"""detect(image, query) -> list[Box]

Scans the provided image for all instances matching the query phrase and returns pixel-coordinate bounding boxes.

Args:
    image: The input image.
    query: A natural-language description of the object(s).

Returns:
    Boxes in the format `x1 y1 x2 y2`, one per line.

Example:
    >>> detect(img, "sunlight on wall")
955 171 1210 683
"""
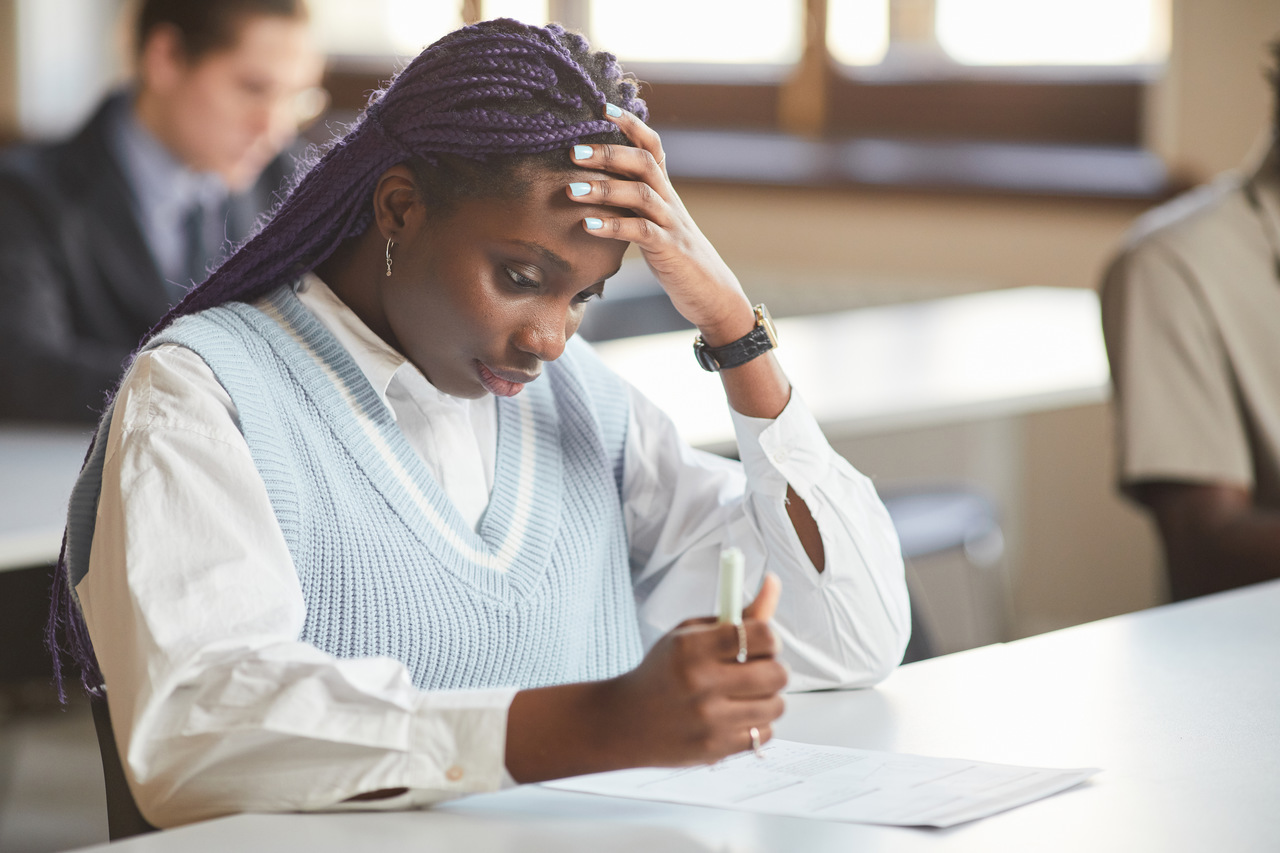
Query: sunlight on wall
936 0 1169 65
484 0 550 26
828 0 890 66
591 0 803 64
310 0 462 57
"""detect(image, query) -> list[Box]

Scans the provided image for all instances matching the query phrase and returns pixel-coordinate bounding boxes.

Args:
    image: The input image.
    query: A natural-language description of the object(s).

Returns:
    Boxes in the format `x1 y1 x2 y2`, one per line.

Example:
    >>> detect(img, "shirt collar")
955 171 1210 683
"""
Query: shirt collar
294 272 466 415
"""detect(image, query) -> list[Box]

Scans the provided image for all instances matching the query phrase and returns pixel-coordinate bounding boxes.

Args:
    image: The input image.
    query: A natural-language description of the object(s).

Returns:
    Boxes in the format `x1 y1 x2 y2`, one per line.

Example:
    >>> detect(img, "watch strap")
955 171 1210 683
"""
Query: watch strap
693 304 778 372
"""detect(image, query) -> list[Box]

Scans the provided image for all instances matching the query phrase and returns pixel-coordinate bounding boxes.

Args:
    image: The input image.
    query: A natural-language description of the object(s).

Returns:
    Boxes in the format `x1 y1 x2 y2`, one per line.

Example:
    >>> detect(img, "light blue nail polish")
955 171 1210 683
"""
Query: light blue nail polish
569 182 591 197
584 217 603 231
573 144 593 161
605 103 623 118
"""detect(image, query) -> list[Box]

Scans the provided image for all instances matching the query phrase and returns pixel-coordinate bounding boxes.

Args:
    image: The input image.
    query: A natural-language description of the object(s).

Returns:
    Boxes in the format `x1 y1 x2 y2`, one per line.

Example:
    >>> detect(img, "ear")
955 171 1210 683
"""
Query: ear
373 164 425 245
138 23 188 93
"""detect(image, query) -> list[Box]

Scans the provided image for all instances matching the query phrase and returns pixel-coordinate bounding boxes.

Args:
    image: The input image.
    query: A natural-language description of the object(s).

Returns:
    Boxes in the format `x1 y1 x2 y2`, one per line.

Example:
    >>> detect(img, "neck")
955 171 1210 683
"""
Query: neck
131 89 187 167
315 228 399 351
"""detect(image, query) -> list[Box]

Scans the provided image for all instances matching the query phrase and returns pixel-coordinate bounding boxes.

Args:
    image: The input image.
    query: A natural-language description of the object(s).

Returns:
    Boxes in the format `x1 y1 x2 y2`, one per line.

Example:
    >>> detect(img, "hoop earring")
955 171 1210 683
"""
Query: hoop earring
385 239 395 277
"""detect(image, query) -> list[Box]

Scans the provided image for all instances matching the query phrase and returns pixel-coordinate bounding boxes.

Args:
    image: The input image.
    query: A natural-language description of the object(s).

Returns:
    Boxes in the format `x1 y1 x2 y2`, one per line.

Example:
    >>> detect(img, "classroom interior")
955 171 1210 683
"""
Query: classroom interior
1 0 1276 850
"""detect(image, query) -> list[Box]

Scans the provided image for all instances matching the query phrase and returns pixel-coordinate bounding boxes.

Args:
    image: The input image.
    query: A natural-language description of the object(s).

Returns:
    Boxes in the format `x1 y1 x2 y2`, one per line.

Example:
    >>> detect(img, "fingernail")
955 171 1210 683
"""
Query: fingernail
573 144 593 161
569 182 591 197
584 217 603 231
604 103 622 118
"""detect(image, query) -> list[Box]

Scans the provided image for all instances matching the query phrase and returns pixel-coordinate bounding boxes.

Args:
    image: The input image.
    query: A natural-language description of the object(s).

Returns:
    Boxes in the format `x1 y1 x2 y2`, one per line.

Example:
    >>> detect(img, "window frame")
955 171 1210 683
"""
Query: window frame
316 0 1172 199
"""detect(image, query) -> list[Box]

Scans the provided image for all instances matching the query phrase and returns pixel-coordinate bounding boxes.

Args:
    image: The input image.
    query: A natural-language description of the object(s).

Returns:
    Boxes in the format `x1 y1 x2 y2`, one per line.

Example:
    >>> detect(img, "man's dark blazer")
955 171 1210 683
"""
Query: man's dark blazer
0 92 296 423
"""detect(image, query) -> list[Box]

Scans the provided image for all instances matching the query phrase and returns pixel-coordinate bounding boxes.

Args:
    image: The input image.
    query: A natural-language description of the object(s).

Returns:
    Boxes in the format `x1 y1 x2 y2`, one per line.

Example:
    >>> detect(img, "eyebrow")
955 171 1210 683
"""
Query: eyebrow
511 240 572 273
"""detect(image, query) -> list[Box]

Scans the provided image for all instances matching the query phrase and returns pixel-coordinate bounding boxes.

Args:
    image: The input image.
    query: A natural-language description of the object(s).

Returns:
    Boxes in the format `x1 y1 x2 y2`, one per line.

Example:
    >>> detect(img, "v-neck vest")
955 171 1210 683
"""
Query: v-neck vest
70 285 643 691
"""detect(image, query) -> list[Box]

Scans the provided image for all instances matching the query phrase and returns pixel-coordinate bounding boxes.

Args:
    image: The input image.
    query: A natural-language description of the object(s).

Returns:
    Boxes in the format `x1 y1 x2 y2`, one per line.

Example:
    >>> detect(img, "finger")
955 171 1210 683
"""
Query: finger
669 619 777 667
572 142 667 189
566 179 671 226
717 659 789 699
711 619 778 663
718 720 775 761
581 214 667 249
743 573 782 623
602 103 666 172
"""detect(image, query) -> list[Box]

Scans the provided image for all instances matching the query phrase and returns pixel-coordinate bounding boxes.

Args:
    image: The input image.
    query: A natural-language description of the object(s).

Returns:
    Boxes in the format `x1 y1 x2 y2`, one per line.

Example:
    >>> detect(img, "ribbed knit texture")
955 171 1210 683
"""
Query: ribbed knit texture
66 285 643 691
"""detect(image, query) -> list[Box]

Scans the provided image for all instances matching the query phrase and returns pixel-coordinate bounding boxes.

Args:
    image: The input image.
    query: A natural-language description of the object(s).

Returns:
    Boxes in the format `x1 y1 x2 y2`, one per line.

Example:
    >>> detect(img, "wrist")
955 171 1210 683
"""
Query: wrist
695 300 756 348
506 679 621 783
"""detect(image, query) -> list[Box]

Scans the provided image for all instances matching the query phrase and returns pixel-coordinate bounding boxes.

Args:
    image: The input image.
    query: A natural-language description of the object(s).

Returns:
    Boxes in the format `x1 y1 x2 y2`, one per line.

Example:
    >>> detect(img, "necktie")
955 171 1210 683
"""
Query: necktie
183 201 211 290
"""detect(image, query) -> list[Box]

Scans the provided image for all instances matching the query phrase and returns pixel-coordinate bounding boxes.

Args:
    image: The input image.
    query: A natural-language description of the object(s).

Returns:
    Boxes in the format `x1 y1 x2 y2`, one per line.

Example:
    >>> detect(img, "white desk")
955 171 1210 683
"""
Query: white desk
595 285 1109 452
67 580 1280 852
0 426 91 572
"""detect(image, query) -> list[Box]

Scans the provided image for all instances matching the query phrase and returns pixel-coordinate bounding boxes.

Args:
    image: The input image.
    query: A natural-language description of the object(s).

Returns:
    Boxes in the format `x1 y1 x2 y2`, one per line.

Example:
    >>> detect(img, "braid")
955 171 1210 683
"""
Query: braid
158 18 645 325
48 17 647 699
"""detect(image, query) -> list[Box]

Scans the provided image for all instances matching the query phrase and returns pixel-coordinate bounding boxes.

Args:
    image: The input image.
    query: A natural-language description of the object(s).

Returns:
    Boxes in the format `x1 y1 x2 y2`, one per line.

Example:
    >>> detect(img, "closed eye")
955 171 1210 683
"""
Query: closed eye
504 266 539 289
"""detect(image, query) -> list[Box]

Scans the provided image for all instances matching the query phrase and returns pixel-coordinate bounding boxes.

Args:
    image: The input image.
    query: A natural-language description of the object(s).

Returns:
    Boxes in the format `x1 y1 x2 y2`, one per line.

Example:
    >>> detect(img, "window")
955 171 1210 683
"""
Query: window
935 0 1168 68
310 0 1173 196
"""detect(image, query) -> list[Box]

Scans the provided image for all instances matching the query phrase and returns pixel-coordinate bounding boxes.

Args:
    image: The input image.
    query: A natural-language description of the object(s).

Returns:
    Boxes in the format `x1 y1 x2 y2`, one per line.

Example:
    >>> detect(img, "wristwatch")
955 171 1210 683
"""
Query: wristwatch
693 304 779 372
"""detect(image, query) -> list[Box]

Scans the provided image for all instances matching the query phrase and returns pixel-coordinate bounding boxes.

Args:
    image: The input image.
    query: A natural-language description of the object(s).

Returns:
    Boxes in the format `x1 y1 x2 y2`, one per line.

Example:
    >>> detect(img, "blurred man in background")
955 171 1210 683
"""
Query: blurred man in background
1101 45 1280 601
0 0 324 422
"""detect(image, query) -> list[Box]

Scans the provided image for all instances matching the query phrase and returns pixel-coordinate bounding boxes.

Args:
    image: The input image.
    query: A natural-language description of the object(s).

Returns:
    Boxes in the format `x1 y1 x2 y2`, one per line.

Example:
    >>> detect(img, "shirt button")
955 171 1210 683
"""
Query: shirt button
772 450 788 465
446 765 464 782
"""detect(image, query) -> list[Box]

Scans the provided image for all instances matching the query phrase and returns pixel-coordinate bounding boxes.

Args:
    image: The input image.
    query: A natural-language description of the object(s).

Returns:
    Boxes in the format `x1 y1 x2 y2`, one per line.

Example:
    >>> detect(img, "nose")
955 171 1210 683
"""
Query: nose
515 305 574 363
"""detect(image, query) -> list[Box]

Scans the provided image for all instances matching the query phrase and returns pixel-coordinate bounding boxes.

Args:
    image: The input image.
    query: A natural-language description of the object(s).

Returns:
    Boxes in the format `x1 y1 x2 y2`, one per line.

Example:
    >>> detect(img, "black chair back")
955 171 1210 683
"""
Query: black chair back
88 693 157 840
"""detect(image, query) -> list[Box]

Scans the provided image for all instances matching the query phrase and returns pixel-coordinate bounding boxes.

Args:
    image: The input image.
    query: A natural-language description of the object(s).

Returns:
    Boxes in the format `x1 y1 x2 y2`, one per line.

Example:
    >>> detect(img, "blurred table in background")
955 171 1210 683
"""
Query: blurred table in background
593 286 1109 454
1 425 91 684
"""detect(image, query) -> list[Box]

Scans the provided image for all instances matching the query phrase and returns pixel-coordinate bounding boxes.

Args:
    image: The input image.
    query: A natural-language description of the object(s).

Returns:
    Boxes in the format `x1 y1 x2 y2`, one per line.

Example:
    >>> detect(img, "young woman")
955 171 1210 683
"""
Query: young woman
52 18 909 828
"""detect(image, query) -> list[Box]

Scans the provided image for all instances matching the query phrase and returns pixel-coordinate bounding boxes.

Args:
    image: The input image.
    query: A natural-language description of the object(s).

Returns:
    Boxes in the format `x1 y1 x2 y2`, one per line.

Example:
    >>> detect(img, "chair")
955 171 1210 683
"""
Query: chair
880 484 1004 663
88 693 157 840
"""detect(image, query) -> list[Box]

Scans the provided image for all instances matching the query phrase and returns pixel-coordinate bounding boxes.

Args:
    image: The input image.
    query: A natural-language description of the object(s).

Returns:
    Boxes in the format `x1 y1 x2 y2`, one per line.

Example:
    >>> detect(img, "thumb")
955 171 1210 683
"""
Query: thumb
743 572 781 623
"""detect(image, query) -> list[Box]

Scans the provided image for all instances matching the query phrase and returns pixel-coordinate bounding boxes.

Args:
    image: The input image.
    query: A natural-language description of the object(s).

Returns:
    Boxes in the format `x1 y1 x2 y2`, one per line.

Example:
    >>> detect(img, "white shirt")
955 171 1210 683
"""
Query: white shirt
77 275 909 828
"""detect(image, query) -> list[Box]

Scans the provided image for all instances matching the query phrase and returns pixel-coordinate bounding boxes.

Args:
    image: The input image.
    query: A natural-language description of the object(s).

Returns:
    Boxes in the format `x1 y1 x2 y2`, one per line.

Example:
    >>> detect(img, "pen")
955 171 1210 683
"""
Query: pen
716 546 744 631
716 546 765 759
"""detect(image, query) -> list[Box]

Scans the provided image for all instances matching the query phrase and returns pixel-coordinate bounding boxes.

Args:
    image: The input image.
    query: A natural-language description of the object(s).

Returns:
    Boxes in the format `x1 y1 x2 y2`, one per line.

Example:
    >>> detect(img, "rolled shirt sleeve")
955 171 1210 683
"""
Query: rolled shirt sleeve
77 347 515 828
625 384 910 691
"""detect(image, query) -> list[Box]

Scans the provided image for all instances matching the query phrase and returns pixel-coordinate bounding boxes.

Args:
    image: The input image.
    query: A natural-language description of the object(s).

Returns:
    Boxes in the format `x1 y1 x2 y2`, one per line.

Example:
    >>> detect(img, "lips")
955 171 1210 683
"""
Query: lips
477 362 538 397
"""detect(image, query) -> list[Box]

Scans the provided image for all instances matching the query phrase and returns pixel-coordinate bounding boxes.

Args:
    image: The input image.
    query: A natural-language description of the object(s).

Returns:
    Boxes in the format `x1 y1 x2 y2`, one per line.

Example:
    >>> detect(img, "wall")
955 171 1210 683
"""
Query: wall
1148 0 1280 181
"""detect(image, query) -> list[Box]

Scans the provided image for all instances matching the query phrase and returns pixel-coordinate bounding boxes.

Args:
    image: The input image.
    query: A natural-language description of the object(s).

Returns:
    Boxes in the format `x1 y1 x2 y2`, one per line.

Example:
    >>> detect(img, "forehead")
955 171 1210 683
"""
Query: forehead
193 14 322 84
439 168 628 274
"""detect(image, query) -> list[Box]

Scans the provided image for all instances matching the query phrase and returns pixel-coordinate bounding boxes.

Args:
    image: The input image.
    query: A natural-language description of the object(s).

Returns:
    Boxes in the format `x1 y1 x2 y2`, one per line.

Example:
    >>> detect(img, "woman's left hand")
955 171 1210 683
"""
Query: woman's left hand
567 105 756 346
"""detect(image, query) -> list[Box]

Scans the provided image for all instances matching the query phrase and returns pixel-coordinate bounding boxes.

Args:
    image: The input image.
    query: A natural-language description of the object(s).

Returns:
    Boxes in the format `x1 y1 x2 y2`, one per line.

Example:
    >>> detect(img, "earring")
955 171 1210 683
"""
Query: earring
385 239 395 277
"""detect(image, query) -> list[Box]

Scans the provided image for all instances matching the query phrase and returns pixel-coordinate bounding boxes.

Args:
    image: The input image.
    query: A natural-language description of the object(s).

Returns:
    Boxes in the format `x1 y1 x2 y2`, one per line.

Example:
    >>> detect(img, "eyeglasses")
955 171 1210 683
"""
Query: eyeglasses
293 86 331 128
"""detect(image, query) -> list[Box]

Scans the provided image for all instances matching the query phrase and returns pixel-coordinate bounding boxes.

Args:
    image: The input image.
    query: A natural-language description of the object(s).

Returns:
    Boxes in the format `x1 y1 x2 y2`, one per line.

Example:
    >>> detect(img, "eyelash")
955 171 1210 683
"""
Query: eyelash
504 266 603 304
504 266 538 289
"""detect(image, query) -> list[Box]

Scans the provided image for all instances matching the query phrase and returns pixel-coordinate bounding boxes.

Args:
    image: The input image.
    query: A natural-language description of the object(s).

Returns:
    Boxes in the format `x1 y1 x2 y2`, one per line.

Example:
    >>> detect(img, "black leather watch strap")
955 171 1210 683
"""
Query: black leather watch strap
693 304 778 372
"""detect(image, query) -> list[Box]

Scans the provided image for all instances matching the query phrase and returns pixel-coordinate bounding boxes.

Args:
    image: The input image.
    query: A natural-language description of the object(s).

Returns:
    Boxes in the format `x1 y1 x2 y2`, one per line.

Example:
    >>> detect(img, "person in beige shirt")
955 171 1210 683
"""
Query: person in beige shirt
1100 135 1280 601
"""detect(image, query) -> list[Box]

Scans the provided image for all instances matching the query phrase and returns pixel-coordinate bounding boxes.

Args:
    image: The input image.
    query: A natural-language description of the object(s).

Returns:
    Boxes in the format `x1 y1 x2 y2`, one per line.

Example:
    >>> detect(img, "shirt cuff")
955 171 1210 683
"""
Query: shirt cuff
730 391 835 500
404 686 518 799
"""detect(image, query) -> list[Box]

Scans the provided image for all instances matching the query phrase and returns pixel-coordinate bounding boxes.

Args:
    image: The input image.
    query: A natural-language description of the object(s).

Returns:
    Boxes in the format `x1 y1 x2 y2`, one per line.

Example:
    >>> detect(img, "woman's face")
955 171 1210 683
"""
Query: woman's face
377 170 629 399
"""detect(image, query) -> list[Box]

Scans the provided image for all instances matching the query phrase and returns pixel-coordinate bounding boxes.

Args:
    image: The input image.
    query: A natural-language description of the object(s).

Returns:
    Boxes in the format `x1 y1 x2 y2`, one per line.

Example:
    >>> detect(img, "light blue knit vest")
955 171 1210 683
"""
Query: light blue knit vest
67 285 644 690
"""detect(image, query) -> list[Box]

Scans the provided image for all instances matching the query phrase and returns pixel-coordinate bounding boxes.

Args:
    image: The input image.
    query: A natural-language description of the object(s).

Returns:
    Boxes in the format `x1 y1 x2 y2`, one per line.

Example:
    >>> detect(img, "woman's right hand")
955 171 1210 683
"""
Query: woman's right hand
506 575 785 782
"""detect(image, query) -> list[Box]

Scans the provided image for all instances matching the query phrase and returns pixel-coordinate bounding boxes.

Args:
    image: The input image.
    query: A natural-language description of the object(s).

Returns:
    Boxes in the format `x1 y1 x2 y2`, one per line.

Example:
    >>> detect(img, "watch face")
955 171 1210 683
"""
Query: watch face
755 304 779 347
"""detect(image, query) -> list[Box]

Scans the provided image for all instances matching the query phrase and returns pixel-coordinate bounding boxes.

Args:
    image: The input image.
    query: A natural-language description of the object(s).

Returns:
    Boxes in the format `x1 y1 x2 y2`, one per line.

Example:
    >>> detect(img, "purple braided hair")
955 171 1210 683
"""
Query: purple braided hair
47 17 647 699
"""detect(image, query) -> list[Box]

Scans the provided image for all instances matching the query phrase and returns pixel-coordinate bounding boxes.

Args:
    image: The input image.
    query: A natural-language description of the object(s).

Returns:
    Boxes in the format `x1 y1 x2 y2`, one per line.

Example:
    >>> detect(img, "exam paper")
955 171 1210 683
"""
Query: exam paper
543 739 1098 828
